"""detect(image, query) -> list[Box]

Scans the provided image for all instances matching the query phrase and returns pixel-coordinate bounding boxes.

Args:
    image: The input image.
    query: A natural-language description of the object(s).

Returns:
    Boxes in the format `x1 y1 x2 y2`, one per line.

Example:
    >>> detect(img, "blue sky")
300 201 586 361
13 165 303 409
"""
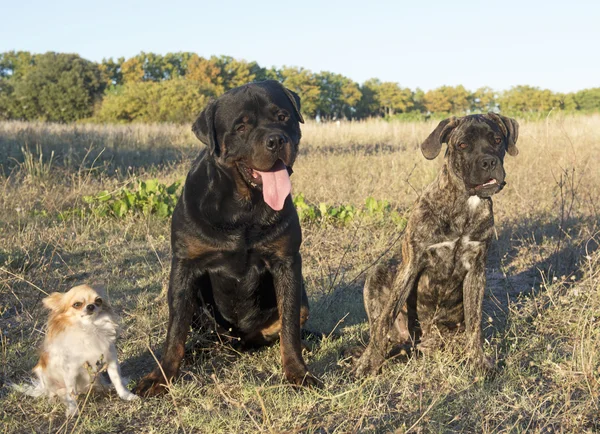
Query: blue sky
1 0 598 92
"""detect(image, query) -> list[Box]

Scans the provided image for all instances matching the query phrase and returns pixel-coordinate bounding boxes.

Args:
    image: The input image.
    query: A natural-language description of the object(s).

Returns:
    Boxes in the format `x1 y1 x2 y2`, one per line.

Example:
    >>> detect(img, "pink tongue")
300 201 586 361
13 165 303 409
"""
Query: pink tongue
255 160 291 211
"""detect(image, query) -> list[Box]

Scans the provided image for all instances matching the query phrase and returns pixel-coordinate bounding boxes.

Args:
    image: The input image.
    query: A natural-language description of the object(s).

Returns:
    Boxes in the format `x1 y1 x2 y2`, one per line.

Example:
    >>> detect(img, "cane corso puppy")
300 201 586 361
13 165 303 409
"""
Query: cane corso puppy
136 80 319 396
353 113 519 376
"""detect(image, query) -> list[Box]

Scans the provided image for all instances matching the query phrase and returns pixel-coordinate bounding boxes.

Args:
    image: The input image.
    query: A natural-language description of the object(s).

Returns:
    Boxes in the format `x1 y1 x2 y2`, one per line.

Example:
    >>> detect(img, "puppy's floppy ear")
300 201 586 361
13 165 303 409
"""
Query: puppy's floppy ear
280 83 304 124
192 99 219 156
487 112 519 156
421 117 459 160
43 292 64 312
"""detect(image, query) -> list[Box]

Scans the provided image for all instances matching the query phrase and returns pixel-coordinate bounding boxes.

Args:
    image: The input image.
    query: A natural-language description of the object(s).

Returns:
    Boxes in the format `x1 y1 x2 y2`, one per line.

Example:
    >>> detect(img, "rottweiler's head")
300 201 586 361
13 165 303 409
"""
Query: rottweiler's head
192 80 304 211
420 113 519 198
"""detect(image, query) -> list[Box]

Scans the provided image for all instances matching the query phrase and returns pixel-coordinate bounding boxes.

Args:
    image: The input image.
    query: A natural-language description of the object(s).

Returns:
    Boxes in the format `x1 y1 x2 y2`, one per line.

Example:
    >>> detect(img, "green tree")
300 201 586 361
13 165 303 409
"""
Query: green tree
423 85 471 114
186 55 224 95
99 57 124 87
471 87 496 112
0 51 35 79
573 88 600 111
7 52 104 122
498 85 562 114
378 82 413 116
274 66 321 118
97 79 213 123
315 71 361 120
355 78 381 118
215 56 268 90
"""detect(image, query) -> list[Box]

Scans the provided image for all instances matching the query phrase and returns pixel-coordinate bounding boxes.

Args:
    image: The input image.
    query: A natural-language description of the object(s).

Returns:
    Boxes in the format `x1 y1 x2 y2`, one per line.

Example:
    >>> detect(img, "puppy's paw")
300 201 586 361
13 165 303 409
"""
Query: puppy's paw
342 345 365 361
352 347 385 377
476 354 497 375
135 371 169 398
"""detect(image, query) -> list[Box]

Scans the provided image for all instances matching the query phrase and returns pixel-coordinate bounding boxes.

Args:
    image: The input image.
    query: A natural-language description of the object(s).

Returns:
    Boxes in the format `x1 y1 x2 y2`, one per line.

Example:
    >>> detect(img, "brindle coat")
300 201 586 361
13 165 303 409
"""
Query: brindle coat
354 113 519 376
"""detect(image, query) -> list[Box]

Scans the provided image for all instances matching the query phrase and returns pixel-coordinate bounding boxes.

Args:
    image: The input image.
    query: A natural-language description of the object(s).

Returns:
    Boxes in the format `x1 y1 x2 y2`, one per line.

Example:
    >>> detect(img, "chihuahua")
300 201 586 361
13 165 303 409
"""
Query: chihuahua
15 284 138 415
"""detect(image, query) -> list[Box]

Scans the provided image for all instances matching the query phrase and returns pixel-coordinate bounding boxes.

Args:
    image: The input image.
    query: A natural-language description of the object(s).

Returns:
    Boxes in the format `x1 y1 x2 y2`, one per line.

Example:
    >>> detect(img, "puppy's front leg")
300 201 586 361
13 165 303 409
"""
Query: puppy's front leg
354 256 419 377
273 253 321 387
463 246 494 372
106 347 138 401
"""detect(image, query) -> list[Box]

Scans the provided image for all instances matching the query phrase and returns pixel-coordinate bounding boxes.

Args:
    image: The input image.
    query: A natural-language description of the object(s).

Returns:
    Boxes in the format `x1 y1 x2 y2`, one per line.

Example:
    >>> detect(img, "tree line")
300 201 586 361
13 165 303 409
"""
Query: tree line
1 51 599 123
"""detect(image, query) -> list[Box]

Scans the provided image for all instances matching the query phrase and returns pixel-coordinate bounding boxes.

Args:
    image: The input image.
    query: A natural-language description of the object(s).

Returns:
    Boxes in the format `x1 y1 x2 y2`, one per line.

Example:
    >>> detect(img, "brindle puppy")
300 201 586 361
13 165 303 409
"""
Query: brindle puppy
354 113 519 376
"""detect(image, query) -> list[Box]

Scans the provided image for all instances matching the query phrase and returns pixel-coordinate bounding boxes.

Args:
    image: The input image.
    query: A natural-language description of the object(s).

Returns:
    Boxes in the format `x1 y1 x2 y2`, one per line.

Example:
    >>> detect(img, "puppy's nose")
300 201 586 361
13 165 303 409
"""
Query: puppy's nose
480 156 499 172
266 133 287 152
86 304 96 312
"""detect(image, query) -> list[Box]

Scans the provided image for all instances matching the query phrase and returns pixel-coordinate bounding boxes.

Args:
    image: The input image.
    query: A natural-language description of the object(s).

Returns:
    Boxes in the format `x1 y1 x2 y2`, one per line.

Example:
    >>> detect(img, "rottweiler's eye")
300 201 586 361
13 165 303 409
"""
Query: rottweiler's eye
95 298 103 306
494 137 502 145
277 112 289 122
236 124 246 133
73 302 83 309
457 142 468 150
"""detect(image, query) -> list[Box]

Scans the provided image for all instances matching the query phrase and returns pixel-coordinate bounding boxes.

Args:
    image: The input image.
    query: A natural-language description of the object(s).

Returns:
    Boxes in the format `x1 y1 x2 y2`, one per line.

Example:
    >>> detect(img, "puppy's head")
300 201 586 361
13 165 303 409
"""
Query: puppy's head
43 284 111 325
420 113 519 198
192 80 304 211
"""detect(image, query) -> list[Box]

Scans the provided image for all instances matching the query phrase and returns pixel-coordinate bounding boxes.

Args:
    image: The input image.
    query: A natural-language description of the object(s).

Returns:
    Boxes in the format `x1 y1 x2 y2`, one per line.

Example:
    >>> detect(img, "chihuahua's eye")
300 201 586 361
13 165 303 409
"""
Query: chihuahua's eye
236 124 246 133
95 298 103 306
494 137 502 145
457 142 468 150
72 302 83 309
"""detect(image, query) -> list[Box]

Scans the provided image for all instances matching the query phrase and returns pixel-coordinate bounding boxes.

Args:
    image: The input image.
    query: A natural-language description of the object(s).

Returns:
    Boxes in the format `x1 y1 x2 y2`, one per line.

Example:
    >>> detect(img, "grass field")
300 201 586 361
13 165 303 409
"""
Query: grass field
1 114 599 433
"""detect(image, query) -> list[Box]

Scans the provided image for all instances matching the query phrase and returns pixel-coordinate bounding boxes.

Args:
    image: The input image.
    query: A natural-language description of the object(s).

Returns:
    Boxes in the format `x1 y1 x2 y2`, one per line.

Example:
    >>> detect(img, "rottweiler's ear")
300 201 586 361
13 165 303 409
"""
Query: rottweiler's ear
487 112 519 156
421 117 459 160
192 100 219 156
281 85 304 124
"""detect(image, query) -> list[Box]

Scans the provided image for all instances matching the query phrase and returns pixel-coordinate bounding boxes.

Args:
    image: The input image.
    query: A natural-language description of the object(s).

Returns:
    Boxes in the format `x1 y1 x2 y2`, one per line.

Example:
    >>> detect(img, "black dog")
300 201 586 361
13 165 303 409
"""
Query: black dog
136 80 319 396
353 113 519 376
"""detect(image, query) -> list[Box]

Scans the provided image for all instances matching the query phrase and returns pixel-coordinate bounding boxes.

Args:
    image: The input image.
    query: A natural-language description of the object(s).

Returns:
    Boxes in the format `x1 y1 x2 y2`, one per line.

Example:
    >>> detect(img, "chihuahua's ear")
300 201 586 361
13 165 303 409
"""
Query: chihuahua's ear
43 292 64 312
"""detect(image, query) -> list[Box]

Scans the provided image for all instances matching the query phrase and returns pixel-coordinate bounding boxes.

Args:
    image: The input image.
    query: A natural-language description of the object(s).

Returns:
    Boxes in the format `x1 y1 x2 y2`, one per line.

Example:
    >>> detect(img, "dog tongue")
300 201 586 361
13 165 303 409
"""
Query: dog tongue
255 160 291 211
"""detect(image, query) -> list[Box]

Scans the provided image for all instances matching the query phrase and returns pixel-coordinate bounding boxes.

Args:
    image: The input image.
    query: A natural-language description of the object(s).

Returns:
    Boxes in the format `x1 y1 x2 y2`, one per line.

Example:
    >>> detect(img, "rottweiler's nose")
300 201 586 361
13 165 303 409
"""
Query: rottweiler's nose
266 133 287 152
480 156 499 172
86 304 96 312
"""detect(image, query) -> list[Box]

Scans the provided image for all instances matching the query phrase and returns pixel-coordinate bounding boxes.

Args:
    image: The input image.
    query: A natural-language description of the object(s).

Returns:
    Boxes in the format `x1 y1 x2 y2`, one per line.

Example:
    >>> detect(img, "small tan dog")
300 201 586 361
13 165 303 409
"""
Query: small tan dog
15 284 138 415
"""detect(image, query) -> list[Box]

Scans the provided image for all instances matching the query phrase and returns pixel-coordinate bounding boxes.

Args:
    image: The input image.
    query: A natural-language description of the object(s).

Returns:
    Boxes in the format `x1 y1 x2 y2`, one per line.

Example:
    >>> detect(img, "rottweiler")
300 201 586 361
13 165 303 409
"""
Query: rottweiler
136 80 320 396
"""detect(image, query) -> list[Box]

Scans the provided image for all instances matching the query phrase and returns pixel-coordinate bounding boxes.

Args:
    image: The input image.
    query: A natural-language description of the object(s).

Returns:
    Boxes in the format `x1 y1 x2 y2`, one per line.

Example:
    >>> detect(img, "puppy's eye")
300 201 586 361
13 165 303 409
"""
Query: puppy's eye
73 302 83 309
277 111 289 122
278 114 286 122
95 298 103 306
494 137 502 145
236 124 246 133
457 142 468 150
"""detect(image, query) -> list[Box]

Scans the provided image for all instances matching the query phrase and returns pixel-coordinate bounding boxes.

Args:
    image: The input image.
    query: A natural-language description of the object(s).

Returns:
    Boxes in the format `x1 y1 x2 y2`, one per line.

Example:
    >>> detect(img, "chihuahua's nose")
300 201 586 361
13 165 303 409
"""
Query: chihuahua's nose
86 304 96 312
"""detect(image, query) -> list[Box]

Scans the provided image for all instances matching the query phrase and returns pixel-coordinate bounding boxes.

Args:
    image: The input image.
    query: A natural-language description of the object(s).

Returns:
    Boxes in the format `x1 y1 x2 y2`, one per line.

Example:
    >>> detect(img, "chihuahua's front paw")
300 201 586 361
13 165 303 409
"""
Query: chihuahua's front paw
120 391 140 401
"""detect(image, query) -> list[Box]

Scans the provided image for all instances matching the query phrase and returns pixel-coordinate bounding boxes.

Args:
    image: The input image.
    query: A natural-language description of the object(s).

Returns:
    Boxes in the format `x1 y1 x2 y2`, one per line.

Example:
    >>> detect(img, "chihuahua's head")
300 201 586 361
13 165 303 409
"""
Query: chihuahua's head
43 284 112 330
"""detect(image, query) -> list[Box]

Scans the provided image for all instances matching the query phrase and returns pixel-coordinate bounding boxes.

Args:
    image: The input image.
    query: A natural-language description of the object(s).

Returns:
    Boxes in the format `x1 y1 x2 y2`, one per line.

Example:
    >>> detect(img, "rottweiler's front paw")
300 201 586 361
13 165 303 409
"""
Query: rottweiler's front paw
135 371 169 397
352 346 385 377
284 363 323 388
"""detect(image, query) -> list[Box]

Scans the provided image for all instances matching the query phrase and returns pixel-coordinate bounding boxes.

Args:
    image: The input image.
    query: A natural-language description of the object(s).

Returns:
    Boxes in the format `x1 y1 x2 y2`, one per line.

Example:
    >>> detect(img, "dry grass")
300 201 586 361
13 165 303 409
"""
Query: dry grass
1 114 599 433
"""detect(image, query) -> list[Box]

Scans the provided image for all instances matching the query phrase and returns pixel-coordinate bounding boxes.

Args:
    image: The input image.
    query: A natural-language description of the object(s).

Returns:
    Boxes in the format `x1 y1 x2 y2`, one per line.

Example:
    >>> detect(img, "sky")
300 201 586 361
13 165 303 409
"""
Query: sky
1 0 598 93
